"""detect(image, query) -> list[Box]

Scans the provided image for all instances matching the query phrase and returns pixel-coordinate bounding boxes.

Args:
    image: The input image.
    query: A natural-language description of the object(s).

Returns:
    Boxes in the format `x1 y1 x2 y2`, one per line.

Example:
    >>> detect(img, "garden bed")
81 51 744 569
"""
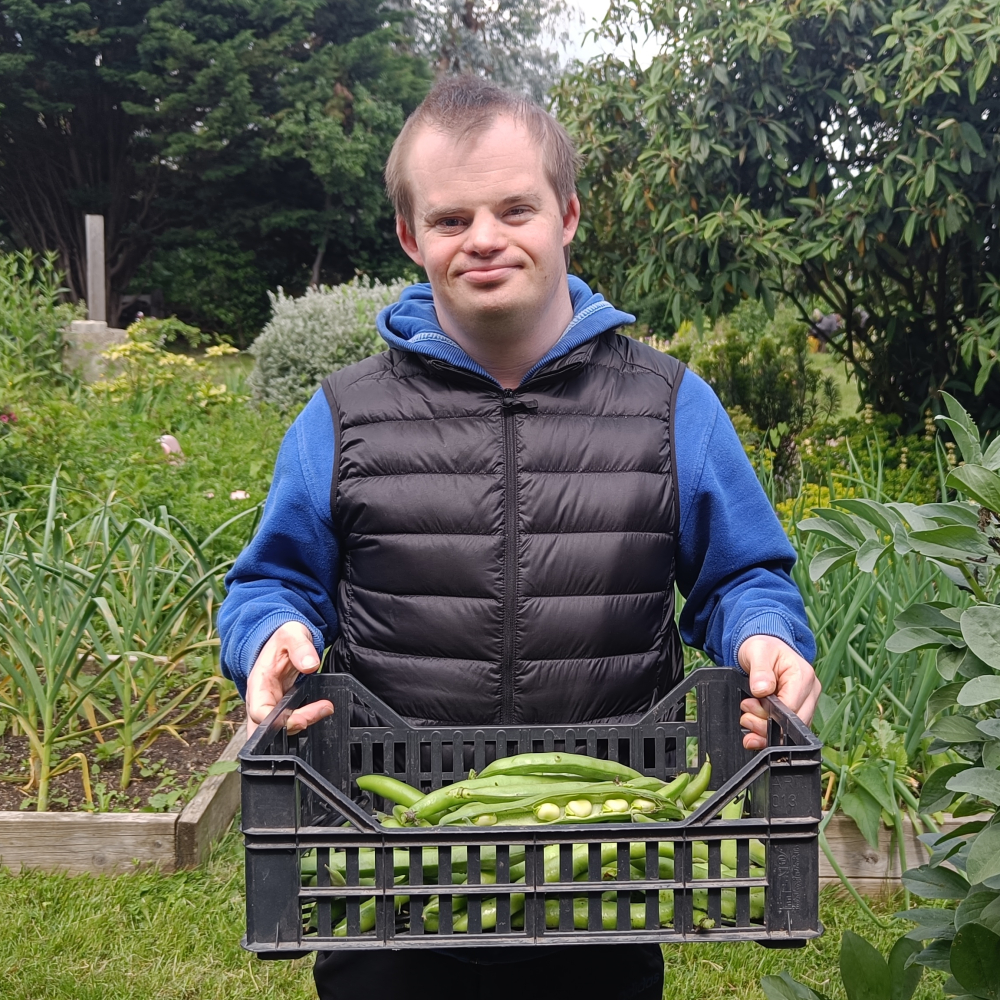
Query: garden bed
0 721 247 874
0 704 245 813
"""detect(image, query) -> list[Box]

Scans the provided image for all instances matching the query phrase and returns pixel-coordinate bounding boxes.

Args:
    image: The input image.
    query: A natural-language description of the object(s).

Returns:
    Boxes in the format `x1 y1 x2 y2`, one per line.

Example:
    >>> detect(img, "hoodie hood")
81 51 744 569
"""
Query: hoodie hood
376 276 636 386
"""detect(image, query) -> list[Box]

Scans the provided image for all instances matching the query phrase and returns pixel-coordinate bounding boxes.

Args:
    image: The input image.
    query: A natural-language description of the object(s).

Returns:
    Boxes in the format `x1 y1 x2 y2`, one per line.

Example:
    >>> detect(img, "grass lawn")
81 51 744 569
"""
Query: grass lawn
1 823 943 1000
811 347 863 420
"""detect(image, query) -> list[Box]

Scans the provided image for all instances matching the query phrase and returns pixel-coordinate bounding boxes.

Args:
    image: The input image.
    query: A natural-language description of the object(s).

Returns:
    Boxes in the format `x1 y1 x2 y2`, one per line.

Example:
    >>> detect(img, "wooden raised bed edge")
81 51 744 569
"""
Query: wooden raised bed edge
0 745 968 893
820 810 984 895
0 723 247 875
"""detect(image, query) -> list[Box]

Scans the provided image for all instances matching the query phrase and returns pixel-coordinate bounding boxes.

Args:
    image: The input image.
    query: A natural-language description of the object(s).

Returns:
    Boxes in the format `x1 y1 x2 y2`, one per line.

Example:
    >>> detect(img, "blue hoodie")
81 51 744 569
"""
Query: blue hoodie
219 278 815 698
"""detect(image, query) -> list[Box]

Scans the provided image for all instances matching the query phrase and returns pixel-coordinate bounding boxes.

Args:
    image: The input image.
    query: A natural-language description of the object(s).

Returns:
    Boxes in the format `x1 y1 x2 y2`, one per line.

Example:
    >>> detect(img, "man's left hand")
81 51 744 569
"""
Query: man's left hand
737 635 821 751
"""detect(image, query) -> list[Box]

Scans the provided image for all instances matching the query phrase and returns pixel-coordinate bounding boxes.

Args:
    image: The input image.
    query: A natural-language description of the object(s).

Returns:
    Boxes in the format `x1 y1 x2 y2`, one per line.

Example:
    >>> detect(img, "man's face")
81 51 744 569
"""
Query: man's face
396 116 580 337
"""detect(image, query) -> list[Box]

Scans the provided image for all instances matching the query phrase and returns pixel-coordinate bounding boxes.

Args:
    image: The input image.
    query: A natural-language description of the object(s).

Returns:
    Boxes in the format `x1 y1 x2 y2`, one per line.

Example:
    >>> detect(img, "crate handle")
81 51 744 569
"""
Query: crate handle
760 693 818 747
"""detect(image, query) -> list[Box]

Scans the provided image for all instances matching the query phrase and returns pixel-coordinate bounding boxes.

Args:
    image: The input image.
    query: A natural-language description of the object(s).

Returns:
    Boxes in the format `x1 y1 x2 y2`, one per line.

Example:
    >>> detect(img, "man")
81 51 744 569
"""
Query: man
220 77 820 999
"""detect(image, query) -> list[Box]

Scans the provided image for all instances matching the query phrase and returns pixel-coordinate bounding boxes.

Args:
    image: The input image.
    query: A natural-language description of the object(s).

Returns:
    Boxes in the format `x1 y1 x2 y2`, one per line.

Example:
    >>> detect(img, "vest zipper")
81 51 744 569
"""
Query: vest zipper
500 389 521 725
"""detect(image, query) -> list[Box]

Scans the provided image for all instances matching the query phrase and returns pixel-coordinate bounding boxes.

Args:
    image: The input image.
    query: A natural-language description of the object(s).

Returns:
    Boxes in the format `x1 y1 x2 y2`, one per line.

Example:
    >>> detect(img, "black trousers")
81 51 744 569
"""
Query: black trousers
314 944 664 1000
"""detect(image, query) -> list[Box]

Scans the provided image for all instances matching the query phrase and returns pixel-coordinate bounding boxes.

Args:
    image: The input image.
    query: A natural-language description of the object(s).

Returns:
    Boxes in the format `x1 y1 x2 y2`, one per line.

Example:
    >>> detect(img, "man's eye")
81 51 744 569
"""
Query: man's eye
437 218 466 229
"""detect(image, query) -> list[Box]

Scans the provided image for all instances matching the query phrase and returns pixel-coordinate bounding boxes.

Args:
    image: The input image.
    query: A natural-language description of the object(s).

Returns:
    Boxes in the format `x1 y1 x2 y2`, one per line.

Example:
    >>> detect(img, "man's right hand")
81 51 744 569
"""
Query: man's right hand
246 621 334 737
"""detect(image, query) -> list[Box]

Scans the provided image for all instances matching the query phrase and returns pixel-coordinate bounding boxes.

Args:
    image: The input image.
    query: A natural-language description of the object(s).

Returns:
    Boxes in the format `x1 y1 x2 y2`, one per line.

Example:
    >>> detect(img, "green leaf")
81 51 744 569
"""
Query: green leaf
938 646 968 681
984 742 1000 770
856 538 888 573
962 606 1000 670
947 465 1000 512
950 923 1000 1000
855 762 897 813
979 719 1000 739
938 418 984 468
947 767 1000 806
840 929 891 1000
910 936 954 970
888 934 923 1000
842 786 884 850
895 603 964 632
927 681 968 718
930 716 988 744
920 763 970 813
206 759 239 775
902 864 970 899
895 906 957 933
761 971 825 1000
961 121 986 156
982 436 1000 472
956 889 1000 927
968 827 1000 887
981 896 1000 935
941 392 984 465
834 499 900 535
808 545 856 582
958 675 1000 707
887 628 960 653
909 525 993 562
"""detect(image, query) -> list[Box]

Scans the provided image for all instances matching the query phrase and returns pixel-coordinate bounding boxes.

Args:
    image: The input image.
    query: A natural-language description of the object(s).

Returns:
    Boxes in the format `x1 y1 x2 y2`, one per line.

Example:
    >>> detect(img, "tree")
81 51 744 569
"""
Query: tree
408 0 568 100
554 0 1000 426
0 0 427 327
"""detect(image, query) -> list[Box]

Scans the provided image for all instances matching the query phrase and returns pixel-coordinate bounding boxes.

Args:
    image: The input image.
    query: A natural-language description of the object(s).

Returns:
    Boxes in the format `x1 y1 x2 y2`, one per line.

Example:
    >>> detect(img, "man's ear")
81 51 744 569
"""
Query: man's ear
562 193 581 249
396 215 424 267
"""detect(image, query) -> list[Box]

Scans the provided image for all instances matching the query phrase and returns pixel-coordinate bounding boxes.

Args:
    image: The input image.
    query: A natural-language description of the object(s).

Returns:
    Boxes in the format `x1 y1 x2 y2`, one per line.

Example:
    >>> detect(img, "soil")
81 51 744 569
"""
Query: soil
0 702 246 813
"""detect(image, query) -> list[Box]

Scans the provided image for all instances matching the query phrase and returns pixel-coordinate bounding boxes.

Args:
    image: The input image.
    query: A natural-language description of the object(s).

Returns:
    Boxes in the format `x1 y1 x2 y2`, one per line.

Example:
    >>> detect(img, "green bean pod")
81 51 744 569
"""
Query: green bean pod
408 776 582 822
679 759 712 808
332 895 409 937
478 752 643 783
355 774 423 808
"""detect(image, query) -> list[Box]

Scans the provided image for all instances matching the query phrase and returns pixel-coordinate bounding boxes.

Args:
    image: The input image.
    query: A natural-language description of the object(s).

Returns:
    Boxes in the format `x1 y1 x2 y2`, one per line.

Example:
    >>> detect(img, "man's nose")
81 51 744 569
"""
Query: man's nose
464 209 506 256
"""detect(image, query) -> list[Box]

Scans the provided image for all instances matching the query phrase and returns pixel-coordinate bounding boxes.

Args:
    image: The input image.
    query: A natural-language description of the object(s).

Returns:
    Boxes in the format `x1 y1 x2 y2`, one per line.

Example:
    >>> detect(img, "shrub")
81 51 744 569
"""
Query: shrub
248 277 409 410
0 250 80 380
658 300 840 435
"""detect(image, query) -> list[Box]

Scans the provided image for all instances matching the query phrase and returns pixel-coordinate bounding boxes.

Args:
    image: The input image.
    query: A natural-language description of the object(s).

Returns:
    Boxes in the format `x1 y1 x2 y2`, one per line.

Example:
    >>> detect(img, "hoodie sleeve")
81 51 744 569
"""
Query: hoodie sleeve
673 370 816 667
218 389 339 698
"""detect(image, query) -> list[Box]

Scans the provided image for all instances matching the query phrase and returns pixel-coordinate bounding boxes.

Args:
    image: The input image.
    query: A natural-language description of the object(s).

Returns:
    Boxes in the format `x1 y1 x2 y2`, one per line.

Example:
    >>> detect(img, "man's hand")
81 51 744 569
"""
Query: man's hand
737 635 821 751
246 621 334 737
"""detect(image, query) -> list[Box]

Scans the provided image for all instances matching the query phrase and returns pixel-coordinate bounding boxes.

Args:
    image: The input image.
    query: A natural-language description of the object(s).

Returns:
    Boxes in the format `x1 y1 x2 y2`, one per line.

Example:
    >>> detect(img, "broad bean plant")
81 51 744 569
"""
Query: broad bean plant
798 392 1000 993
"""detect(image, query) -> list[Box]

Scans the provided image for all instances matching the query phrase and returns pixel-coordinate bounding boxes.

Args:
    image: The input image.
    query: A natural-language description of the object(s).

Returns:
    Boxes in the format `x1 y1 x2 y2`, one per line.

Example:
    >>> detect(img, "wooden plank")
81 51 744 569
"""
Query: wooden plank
0 812 177 875
175 723 248 869
820 811 981 893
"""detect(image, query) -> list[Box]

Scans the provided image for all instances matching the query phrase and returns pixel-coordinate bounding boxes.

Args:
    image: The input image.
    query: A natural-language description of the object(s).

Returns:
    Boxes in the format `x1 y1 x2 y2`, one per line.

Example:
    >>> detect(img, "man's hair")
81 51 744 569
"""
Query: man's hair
385 76 581 227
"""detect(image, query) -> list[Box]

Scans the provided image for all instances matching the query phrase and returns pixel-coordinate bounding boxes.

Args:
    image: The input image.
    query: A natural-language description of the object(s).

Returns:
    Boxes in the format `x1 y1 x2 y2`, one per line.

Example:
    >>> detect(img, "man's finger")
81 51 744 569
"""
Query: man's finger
286 699 335 735
740 696 768 721
796 683 822 727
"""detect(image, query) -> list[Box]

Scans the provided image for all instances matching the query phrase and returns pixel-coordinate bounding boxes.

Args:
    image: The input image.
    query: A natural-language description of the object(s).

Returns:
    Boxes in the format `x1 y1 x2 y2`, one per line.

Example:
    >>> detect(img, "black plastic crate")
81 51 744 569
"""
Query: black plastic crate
239 666 822 957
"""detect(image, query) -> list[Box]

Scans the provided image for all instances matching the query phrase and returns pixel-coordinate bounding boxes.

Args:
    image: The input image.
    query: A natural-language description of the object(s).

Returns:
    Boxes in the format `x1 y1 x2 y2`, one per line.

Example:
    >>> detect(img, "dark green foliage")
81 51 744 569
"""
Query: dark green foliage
762 930 923 1000
127 231 272 346
665 300 839 435
0 0 430 332
555 0 1000 425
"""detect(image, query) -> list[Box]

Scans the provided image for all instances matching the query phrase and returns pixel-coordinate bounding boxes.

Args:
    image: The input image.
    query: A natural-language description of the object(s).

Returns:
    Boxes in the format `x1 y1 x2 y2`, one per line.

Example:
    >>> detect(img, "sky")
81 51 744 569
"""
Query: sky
559 0 663 67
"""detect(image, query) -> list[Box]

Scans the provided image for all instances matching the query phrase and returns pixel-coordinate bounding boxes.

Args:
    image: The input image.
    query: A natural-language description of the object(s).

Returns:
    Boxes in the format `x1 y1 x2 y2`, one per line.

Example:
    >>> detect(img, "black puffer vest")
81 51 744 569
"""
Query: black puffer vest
320 331 685 726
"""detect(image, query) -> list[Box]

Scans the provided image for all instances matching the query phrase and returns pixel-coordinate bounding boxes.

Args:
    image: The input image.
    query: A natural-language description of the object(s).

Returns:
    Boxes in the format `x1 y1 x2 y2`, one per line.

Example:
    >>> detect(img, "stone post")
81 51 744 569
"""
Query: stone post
65 214 126 380
85 214 106 324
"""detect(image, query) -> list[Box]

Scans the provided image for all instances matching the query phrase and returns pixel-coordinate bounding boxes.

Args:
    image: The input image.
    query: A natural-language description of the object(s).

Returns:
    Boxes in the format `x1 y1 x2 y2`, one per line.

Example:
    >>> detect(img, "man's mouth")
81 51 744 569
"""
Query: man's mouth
458 264 519 285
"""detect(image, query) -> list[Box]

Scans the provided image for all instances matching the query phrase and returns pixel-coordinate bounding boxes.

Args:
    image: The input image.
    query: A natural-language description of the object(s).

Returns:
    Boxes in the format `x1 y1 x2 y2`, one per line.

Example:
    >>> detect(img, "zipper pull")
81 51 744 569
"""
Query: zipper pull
501 393 538 412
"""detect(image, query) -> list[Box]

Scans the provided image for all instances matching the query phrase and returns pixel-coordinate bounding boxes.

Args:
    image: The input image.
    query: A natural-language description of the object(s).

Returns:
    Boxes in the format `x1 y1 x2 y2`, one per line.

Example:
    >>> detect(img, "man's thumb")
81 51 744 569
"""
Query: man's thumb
286 627 320 672
748 661 777 698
